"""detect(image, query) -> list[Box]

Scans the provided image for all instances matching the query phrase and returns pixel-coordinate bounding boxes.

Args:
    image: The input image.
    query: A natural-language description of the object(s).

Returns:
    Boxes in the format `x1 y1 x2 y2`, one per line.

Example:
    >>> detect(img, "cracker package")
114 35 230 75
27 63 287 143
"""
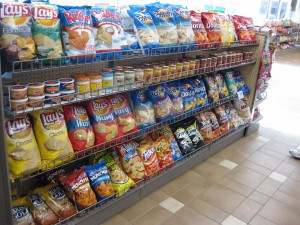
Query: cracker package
147 84 175 122
137 136 160 176
223 70 238 96
109 93 138 135
31 3 63 59
201 12 221 43
172 5 195 46
218 13 236 46
171 124 195 155
0 2 36 72
213 105 229 135
85 161 115 201
63 104 95 153
63 168 97 210
233 15 251 43
190 78 209 108
5 115 41 178
130 89 156 129
233 98 251 123
117 141 147 182
127 5 160 53
204 111 221 140
12 197 35 225
146 3 179 47
203 75 219 103
180 80 197 112
155 136 174 170
86 98 122 144
59 6 94 61
31 108 74 168
102 153 135 197
184 120 205 149
166 81 184 115
215 73 229 99
195 113 214 144
190 10 209 45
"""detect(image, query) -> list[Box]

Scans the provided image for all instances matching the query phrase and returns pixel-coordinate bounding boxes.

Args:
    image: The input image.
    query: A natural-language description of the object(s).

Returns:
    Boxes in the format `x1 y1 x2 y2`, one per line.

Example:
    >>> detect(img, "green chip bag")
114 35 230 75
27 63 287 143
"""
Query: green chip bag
223 70 238 96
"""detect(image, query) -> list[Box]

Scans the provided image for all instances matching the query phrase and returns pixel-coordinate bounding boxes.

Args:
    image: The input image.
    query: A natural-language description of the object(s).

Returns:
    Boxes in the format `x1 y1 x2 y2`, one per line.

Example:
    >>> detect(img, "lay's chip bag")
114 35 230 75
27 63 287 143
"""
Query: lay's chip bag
218 13 236 46
31 3 64 61
0 2 36 72
31 108 74 169
5 115 41 178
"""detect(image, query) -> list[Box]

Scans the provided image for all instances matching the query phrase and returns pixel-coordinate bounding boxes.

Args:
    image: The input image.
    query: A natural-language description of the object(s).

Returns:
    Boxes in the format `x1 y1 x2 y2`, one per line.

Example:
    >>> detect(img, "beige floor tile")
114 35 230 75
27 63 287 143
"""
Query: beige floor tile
250 215 278 225
202 165 231 182
161 215 187 225
259 147 287 160
221 215 247 225
160 177 189 196
238 146 258 155
225 166 266 189
192 175 215 190
131 206 172 225
263 140 294 156
232 198 262 223
259 198 300 225
247 151 282 170
181 170 202 182
290 171 300 182
199 184 245 213
226 151 250 164
240 160 272 176
244 139 266 149
218 177 253 196
176 206 219 225
274 161 296 176
188 198 228 223
284 156 300 166
248 191 270 205
100 215 130 225
172 186 199 205
208 152 229 164
256 136 271 142
192 160 218 175
274 136 300 148
273 191 300 211
269 171 287 183
219 159 238 170
279 177 300 201
256 177 282 196
147 190 169 204
159 197 184 213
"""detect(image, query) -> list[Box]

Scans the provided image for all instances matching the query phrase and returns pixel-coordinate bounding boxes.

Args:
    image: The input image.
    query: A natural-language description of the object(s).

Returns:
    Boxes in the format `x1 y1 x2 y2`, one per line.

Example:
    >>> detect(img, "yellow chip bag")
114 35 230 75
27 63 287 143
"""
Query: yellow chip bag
218 13 236 46
12 197 35 225
5 115 41 178
30 108 74 169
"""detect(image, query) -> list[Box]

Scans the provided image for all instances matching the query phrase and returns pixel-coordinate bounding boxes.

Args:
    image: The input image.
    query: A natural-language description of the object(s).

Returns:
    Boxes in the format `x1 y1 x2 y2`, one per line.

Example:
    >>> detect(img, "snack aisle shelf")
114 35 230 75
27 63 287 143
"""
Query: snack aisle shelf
0 33 267 225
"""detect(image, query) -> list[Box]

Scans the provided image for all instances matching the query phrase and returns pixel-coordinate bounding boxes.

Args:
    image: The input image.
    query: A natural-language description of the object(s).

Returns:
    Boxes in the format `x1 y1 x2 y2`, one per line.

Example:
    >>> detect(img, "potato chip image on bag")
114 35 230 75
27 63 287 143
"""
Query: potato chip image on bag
0 2 36 72
63 104 95 153
203 75 219 103
166 81 184 115
214 73 229 99
31 3 63 60
31 108 74 169
5 115 41 178
223 70 238 96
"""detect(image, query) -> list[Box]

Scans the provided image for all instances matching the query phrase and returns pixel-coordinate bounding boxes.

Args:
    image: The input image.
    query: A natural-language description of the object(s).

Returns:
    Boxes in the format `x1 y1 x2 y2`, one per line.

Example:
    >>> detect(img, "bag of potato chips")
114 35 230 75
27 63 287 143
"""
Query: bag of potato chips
218 13 236 46
31 3 64 60
12 197 35 225
5 115 41 178
214 73 229 99
0 2 36 72
31 108 74 169
233 15 251 43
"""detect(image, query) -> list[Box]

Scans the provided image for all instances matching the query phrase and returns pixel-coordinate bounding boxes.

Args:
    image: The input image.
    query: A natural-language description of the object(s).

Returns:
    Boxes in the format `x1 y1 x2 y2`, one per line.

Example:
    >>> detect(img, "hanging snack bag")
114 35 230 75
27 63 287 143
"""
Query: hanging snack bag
184 120 205 149
233 15 251 43
218 13 236 46
102 153 135 196
215 73 229 99
86 98 122 144
31 3 64 59
127 5 160 53
204 111 221 140
0 2 36 72
190 78 209 108
5 115 41 178
156 125 183 161
109 93 138 135
155 136 174 170
63 168 97 210
203 75 219 103
137 136 160 176
223 70 238 96
213 105 229 135
190 10 209 45
146 3 179 47
147 84 175 122
170 124 195 155
224 102 244 129
85 161 115 201
233 98 251 123
59 6 94 60
172 5 195 46
27 193 59 225
180 80 197 112
130 89 156 129
117 141 147 182
34 184 76 220
31 108 74 169
201 12 221 43
90 6 123 60
12 197 35 225
63 104 95 153
195 113 214 144
166 81 184 114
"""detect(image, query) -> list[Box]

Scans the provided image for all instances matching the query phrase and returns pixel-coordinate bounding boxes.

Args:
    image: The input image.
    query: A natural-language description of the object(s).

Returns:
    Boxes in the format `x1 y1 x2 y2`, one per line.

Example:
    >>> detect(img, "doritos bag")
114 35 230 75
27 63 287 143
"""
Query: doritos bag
180 79 197 112
5 115 41 178
166 81 184 115
190 10 209 45
0 2 36 72
86 98 122 144
243 16 256 41
201 12 221 44
233 15 251 43
31 3 64 60
109 93 138 135
59 6 94 61
189 78 209 108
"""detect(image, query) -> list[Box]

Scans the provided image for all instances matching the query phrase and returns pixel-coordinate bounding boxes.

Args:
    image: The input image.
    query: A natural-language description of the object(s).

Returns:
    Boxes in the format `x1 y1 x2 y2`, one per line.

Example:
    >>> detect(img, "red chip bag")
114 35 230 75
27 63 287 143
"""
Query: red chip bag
233 15 251 43
243 16 256 41
190 10 209 45
201 12 221 43
86 98 122 145
63 104 95 153
204 111 220 140
109 93 138 135
155 136 174 171
213 105 229 135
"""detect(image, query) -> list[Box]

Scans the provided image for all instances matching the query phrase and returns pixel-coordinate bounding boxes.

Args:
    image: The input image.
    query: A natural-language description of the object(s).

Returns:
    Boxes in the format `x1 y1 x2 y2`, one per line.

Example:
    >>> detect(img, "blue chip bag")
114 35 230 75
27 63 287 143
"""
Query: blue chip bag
180 80 197 112
233 71 250 94
128 5 160 54
85 161 115 201
190 78 209 108
166 81 184 114
147 84 175 122
130 89 156 129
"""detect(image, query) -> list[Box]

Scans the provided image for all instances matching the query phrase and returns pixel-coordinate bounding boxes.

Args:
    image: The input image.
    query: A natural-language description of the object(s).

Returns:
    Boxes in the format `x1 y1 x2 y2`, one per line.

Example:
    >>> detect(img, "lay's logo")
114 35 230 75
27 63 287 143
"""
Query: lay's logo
0 3 30 18
63 10 92 25
31 6 59 20
110 95 125 105
5 117 31 137
40 110 64 127
92 100 109 111
154 8 173 21
73 106 87 116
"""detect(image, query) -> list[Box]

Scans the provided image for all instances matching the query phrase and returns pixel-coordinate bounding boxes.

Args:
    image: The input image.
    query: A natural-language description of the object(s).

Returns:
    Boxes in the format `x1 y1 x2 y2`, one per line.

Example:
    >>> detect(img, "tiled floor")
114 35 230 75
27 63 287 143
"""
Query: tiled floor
101 49 300 225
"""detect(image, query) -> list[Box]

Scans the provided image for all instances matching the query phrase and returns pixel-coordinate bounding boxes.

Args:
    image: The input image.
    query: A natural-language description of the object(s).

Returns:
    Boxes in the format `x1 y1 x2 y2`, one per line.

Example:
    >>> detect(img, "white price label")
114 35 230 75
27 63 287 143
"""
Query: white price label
237 91 244 100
